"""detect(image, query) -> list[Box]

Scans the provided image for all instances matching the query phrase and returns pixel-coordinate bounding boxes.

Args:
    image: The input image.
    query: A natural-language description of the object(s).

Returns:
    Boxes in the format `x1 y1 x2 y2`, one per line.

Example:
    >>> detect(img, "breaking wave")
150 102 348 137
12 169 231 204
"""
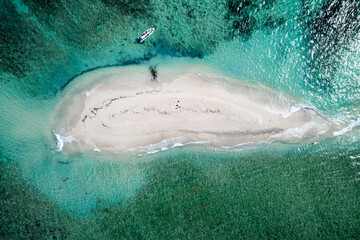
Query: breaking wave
53 132 77 152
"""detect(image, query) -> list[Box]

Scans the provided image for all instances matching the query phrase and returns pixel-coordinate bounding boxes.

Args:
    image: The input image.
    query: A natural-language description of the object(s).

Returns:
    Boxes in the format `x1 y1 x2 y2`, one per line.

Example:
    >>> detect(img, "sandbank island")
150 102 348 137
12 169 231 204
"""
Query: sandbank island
52 62 334 154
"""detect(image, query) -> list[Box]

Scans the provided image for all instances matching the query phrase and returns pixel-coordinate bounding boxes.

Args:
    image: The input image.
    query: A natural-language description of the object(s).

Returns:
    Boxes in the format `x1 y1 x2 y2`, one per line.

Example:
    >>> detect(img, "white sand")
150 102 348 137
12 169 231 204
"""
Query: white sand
52 63 335 153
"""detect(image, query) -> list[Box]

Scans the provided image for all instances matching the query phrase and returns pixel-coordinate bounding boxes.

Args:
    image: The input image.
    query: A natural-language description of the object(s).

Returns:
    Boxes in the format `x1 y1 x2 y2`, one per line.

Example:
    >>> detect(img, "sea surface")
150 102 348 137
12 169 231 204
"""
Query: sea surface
1 0 360 239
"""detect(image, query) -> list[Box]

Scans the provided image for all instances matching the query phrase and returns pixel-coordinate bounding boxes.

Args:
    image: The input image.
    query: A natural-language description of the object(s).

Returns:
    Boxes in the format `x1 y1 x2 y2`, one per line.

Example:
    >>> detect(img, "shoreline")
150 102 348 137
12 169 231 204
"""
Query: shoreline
51 62 335 154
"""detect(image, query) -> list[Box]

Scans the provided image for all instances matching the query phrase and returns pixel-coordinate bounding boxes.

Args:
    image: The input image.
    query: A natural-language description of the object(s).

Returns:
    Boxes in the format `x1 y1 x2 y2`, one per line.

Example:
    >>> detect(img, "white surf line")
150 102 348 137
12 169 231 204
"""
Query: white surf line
264 104 317 118
333 118 360 137
52 131 77 153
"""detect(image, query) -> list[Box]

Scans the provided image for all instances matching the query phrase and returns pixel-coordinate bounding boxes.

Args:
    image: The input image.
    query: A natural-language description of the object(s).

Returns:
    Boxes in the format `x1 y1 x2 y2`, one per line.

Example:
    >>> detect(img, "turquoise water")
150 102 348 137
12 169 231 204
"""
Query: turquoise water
1 0 360 239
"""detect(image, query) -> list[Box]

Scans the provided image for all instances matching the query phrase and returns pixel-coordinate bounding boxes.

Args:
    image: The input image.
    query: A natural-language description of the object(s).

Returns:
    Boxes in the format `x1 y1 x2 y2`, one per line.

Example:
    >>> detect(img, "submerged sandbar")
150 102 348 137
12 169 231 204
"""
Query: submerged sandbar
52 62 333 153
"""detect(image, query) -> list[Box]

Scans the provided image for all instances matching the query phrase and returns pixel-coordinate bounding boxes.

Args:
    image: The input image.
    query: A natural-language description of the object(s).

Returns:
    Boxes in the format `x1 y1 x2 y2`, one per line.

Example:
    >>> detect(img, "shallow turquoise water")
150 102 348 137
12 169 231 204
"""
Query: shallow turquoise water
1 0 360 239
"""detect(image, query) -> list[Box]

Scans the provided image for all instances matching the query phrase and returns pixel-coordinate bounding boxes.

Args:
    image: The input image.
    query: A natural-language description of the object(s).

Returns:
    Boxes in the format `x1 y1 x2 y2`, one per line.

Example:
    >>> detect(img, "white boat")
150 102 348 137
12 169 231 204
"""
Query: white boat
138 28 154 42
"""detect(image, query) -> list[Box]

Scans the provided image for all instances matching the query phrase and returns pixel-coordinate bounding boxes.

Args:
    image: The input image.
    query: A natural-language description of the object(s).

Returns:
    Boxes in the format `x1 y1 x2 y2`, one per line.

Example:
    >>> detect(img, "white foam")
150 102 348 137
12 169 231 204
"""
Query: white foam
264 104 316 118
220 141 255 149
316 130 327 137
232 141 257 148
170 140 209 149
83 139 101 152
83 85 100 97
333 118 360 137
185 140 209 146
147 150 160 154
130 138 209 155
196 72 209 80
171 143 184 148
130 137 182 155
53 134 209 155
268 121 328 142
53 132 77 152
